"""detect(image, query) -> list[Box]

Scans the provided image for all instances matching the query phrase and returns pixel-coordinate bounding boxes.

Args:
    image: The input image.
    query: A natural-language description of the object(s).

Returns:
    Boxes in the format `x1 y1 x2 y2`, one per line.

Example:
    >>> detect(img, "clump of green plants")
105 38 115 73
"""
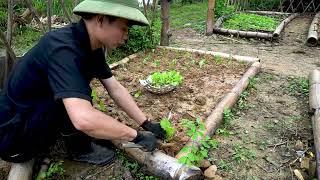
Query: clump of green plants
160 118 176 140
232 144 256 163
286 77 309 96
150 70 183 87
91 89 107 112
36 160 65 180
223 13 280 32
178 118 219 166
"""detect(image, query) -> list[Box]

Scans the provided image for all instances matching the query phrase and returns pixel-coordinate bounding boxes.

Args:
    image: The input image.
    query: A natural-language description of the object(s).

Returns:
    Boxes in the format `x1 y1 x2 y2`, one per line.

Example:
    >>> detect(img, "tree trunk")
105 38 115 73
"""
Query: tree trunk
60 0 72 23
206 0 215 35
72 0 80 21
143 0 148 19
47 0 52 31
24 0 45 32
2 0 16 88
160 0 170 46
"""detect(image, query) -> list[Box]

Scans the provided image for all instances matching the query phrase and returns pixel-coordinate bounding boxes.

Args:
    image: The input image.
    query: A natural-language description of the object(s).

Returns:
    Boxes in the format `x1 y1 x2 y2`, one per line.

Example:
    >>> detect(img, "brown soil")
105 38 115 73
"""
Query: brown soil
93 48 248 156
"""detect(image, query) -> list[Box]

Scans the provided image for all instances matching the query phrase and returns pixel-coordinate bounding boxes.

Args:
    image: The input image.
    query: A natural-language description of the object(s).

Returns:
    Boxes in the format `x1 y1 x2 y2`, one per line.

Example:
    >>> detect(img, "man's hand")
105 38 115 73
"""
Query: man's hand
141 120 165 140
132 131 159 151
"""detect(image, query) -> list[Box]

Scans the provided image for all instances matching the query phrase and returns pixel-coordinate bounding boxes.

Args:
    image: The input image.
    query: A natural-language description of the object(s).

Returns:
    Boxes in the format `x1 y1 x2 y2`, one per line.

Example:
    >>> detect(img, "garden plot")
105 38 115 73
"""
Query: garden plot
213 12 298 40
90 47 261 178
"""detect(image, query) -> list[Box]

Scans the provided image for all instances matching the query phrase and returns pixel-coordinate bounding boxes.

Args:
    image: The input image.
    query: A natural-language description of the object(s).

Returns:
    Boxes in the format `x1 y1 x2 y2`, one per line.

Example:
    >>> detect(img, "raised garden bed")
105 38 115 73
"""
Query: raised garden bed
91 47 261 178
213 11 299 40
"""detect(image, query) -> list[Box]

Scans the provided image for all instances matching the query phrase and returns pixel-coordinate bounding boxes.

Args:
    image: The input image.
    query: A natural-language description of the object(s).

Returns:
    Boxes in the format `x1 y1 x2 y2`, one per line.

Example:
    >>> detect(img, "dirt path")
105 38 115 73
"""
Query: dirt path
170 15 318 179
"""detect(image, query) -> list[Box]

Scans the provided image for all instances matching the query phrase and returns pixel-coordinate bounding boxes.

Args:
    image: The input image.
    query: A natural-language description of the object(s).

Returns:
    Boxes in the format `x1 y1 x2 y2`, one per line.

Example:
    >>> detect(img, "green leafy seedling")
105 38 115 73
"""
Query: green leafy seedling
199 59 206 68
150 70 183 87
160 118 175 139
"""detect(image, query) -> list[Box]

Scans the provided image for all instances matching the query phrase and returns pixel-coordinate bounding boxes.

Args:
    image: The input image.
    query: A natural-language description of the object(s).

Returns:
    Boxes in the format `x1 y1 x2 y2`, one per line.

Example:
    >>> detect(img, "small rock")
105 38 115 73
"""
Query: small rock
294 169 305 180
204 165 217 178
213 175 223 180
301 157 310 170
195 96 206 106
200 159 211 168
295 140 304 151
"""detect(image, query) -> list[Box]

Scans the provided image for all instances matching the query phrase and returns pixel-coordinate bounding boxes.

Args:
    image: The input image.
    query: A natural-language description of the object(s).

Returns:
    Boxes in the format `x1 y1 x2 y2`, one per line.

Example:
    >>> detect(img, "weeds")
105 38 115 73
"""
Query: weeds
116 151 158 180
178 118 219 166
286 77 309 97
218 160 232 171
232 144 256 163
91 89 107 112
36 160 65 180
237 91 250 110
160 118 176 140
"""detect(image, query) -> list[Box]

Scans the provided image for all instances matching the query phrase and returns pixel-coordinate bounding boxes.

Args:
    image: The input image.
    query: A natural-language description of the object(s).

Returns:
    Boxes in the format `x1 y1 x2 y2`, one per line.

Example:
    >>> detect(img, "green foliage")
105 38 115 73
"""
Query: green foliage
215 0 236 18
12 26 42 55
178 118 219 166
223 13 280 32
232 144 256 163
116 150 158 180
286 77 309 96
237 91 250 110
222 108 234 127
160 118 176 139
246 0 282 11
91 89 107 112
108 18 161 63
150 70 183 87
247 77 259 91
199 58 206 68
36 160 65 180
218 159 232 171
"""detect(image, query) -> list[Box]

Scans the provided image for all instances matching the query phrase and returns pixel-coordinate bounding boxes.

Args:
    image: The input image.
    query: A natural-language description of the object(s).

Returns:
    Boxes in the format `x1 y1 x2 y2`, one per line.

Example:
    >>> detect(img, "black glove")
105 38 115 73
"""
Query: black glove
132 131 159 151
141 120 166 140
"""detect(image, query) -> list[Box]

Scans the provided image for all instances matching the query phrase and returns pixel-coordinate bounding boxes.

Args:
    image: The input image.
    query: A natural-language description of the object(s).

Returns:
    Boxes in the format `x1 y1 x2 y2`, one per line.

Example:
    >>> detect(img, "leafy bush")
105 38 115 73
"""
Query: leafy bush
246 0 282 11
150 70 183 87
178 118 219 166
108 17 161 63
223 13 280 32
215 0 236 18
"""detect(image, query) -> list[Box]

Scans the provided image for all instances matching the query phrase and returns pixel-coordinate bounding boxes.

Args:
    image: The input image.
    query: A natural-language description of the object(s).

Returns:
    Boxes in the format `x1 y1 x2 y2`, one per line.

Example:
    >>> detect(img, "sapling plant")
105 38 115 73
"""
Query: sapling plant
150 70 183 87
160 118 176 140
91 89 107 112
178 118 219 166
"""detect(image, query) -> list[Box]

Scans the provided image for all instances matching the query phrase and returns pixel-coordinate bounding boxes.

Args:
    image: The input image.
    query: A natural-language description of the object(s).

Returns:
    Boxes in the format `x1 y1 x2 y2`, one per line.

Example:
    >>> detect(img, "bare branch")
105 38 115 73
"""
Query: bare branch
60 0 72 23
24 0 45 32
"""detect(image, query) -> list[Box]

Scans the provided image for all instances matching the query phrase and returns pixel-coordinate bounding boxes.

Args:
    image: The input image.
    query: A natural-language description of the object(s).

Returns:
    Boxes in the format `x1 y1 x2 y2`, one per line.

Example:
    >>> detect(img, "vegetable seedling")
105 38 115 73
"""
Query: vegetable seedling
160 118 176 140
150 70 183 88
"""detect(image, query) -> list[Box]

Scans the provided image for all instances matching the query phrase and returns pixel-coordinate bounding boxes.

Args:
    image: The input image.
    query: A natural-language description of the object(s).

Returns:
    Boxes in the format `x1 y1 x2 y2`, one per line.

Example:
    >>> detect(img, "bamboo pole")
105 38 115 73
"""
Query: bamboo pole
112 140 202 179
213 28 274 40
206 0 215 35
24 0 45 32
309 69 320 178
307 12 320 47
160 0 170 46
60 0 72 23
176 62 261 158
273 13 299 39
245 10 291 16
158 46 260 63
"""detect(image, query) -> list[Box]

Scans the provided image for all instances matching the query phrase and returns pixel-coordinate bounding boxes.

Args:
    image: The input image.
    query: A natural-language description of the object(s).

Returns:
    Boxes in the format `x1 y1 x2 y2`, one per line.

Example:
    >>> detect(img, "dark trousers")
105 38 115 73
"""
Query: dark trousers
0 93 89 163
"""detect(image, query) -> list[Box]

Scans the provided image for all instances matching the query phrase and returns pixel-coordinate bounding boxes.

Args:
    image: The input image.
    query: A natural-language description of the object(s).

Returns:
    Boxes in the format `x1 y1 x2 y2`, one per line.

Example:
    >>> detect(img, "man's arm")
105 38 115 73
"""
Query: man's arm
63 97 137 141
100 77 147 125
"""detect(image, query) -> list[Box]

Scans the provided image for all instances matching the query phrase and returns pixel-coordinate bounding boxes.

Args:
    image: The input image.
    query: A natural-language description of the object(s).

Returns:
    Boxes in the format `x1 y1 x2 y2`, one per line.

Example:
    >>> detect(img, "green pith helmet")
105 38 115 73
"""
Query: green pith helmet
73 0 149 26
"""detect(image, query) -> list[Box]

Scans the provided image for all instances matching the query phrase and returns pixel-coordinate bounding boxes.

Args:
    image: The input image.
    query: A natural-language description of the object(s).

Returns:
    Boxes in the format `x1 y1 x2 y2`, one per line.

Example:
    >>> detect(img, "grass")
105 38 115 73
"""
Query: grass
170 2 207 32
286 77 309 97
223 13 280 32
11 26 43 55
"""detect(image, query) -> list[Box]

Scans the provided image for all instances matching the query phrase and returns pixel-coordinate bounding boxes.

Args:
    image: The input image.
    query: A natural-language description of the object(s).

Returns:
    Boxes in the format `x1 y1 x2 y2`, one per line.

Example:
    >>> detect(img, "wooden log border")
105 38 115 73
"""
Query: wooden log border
212 12 299 41
108 46 261 179
307 13 320 47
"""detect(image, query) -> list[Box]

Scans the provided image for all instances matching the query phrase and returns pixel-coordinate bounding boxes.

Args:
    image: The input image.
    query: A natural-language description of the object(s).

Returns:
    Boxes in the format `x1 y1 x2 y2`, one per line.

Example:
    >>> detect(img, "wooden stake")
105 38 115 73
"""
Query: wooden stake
160 0 170 46
206 0 215 35
8 159 34 180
